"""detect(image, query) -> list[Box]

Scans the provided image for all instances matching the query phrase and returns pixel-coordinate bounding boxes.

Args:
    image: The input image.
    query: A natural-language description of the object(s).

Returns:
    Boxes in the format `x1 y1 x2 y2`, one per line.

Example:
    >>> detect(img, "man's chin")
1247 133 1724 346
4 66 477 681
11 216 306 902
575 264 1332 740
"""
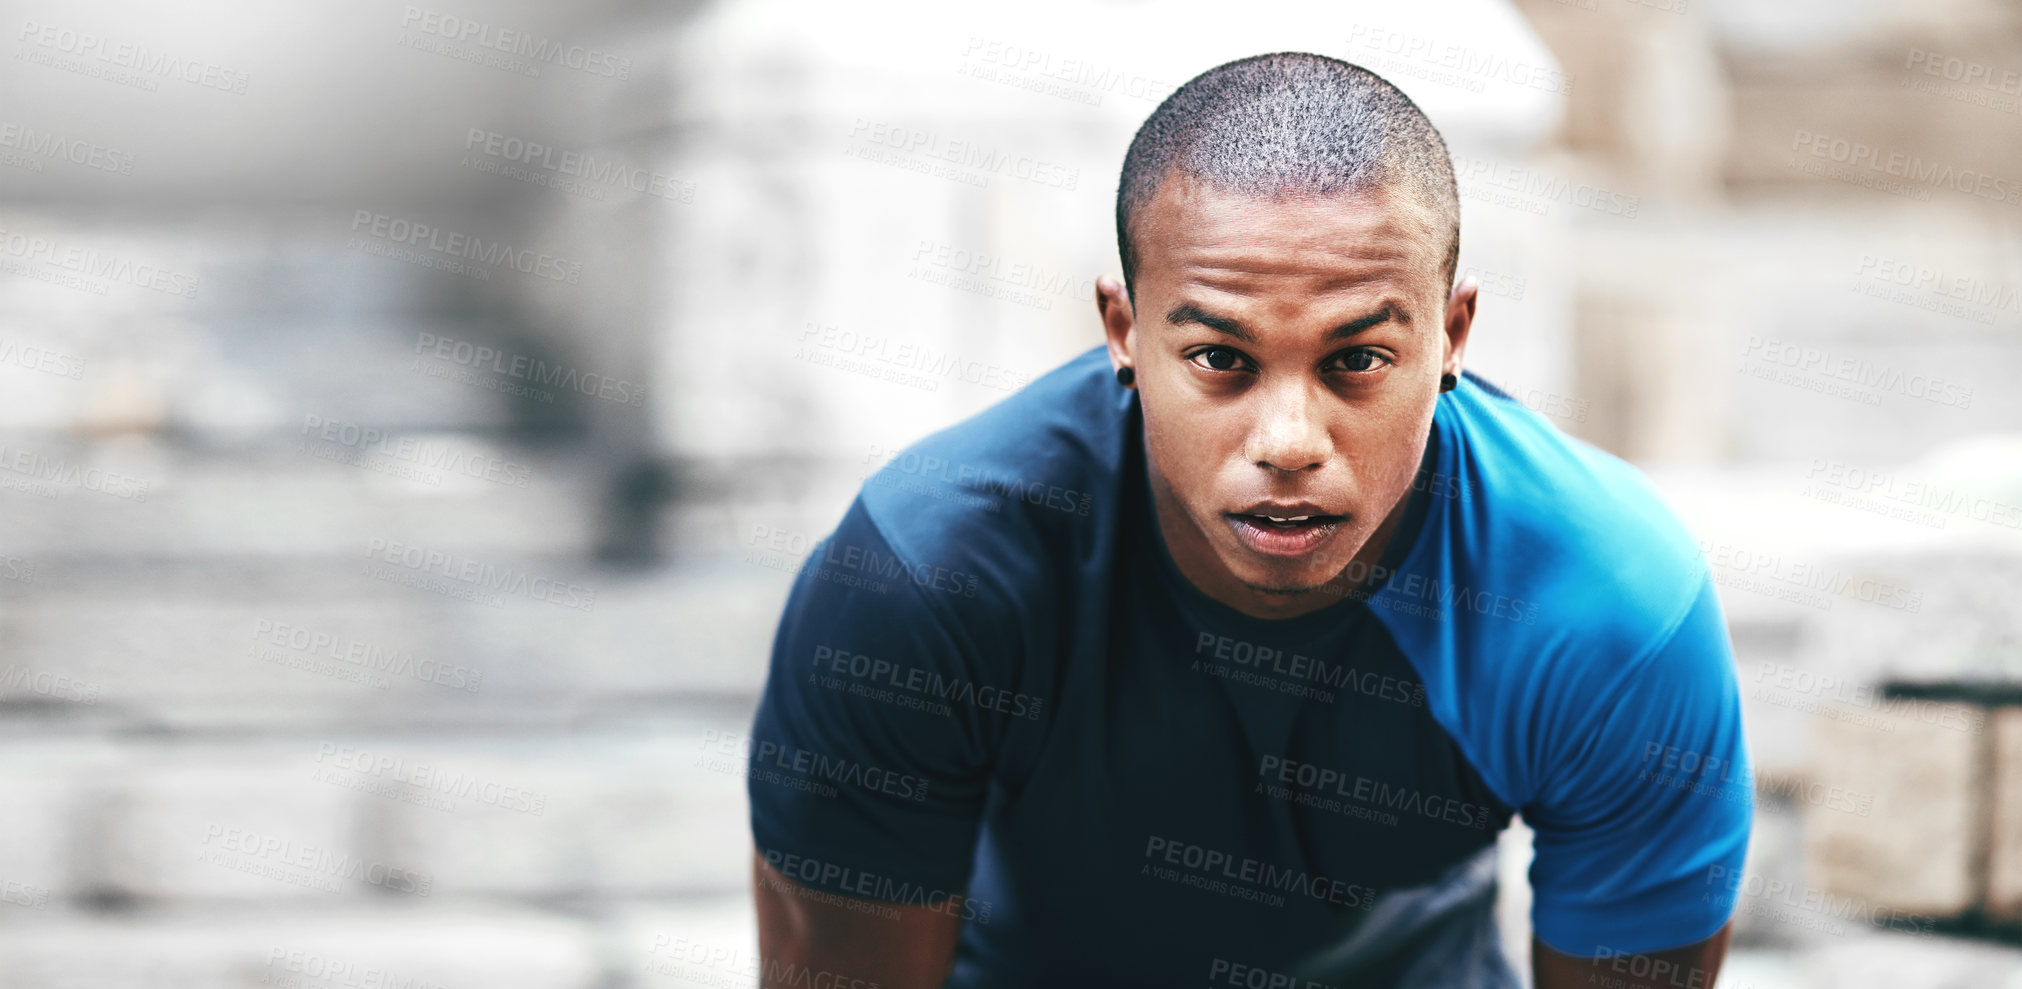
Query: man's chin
1218 543 1370 599
1236 578 1330 599
1228 560 1342 598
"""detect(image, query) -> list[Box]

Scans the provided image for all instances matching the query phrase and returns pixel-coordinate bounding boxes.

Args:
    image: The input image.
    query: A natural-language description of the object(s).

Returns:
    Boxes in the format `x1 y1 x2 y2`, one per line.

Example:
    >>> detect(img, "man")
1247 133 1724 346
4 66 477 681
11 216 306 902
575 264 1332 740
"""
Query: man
746 52 1750 988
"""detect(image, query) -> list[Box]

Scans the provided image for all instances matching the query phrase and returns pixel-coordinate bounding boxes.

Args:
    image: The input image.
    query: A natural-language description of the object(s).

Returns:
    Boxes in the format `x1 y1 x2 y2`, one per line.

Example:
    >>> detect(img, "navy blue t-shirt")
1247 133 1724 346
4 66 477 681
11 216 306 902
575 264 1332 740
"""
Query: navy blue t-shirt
747 345 1751 987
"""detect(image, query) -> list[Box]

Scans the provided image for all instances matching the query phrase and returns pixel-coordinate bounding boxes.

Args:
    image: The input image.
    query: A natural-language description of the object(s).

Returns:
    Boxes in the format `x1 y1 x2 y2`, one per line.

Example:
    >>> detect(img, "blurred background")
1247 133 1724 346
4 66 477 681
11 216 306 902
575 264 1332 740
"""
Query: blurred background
1 0 2019 985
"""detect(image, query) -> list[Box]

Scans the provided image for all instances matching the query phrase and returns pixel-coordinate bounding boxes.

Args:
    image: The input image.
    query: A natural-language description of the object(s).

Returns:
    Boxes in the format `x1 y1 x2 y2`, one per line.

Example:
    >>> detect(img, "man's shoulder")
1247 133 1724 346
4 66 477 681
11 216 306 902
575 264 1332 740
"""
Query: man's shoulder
1431 372 1710 654
1378 373 1732 809
852 343 1128 594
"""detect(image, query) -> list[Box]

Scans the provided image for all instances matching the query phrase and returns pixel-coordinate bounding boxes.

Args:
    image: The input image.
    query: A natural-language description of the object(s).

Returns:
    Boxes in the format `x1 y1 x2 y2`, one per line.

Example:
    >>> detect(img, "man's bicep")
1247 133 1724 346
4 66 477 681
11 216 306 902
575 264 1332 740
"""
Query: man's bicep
747 505 1003 903
1526 579 1752 957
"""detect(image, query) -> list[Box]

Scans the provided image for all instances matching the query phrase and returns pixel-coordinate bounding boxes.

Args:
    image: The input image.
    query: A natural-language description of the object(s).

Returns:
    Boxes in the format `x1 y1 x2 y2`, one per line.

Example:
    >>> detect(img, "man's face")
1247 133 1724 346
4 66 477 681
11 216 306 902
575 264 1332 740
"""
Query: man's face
1100 176 1471 615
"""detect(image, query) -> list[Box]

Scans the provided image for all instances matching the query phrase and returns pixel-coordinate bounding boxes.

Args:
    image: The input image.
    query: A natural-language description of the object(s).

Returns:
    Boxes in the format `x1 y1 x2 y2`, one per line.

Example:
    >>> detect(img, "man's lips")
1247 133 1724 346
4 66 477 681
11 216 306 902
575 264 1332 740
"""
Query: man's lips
1223 504 1347 557
1229 502 1344 525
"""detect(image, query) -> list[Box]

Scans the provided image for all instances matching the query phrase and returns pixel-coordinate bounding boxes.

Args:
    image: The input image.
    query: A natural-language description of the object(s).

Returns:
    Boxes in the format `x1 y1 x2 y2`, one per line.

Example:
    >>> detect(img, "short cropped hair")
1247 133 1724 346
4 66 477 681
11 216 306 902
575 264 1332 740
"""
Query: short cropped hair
1115 52 1461 301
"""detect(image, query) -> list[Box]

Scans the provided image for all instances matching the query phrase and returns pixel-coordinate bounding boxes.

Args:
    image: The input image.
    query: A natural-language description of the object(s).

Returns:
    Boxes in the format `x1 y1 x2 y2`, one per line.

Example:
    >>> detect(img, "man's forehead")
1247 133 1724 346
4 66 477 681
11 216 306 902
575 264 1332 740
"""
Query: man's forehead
1136 176 1444 286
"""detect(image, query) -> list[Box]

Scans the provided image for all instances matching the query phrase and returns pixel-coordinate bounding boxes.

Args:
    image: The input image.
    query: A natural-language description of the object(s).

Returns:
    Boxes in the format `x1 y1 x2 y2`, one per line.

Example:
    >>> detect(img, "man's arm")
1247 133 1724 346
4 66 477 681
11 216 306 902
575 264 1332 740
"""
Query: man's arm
1532 922 1730 989
753 850 964 989
744 499 1010 987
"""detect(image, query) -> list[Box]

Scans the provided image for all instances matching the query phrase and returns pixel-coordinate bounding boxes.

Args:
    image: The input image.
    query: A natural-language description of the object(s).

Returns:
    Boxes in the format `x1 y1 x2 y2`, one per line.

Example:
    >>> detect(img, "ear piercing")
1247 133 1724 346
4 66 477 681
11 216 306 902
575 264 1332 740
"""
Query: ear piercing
1439 372 1457 393
1116 366 1135 387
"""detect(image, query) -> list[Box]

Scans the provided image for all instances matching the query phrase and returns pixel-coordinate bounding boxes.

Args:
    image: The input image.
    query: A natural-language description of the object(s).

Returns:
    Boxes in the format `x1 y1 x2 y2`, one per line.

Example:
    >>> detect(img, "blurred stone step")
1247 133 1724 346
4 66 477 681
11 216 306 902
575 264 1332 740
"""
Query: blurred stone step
1992 708 2022 923
0 558 785 731
1726 785 1819 949
0 743 119 912
0 439 598 559
1797 929 2022 988
0 906 602 989
605 898 769 989
1803 694 1995 919
34 720 753 908
366 728 752 899
90 755 364 905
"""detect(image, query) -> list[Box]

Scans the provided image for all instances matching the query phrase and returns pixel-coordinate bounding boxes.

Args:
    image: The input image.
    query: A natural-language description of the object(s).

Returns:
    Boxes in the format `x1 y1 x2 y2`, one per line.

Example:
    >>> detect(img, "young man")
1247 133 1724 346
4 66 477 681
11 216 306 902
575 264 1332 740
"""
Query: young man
746 53 1749 989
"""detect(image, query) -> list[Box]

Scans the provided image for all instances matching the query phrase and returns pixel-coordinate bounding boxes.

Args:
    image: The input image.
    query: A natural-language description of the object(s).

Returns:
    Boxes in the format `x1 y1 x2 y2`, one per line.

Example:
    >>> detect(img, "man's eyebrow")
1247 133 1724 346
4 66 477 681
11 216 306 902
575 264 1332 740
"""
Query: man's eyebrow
1165 303 1253 342
1164 302 1406 343
1327 303 1406 339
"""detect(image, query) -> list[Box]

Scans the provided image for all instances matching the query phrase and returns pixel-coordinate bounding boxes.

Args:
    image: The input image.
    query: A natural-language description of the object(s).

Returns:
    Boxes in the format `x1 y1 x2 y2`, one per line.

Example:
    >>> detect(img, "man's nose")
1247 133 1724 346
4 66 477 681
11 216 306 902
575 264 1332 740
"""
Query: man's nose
1245 380 1330 472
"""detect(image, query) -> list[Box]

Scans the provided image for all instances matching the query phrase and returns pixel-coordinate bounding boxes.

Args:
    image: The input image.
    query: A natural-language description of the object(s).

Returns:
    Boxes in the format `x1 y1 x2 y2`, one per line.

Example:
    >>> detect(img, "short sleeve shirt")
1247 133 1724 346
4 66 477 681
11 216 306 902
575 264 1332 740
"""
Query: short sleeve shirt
746 345 1752 987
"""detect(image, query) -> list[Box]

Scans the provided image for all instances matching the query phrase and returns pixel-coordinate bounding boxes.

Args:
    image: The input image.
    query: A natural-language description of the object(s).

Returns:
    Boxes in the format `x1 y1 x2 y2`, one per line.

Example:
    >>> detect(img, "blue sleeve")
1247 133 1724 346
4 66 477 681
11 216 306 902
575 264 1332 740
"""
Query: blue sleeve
1526 577 1753 956
746 498 1001 903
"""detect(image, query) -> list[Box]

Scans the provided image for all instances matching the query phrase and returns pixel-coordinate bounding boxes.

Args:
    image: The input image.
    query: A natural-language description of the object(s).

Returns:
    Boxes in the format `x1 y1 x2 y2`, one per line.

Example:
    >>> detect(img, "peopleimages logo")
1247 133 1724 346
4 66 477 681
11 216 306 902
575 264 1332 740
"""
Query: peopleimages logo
462 128 693 202
908 240 1095 307
1804 459 2022 531
1141 836 1376 911
1258 756 1496 829
1904 47 2022 96
264 949 445 989
0 121 136 175
0 226 199 298
313 743 545 814
1346 24 1572 95
198 825 432 896
707 730 933 802
0 442 148 500
802 323 1035 394
1855 254 2018 314
1703 865 1936 937
0 340 86 379
865 446 1090 517
846 118 1081 191
253 619 482 693
1739 335 1972 409
1698 539 1923 613
414 332 646 407
761 849 992 923
299 415 533 488
349 210 583 283
956 37 1171 106
14 19 252 94
398 6 631 79
1194 632 1427 706
362 537 597 612
645 936 876 989
1752 662 1983 735
811 645 1045 720
1791 129 2021 205
1453 155 1638 217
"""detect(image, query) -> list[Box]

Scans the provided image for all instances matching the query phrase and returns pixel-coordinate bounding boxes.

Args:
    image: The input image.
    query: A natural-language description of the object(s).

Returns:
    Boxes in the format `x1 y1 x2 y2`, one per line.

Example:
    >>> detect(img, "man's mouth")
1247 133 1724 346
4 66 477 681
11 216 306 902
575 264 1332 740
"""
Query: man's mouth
1248 513 1333 526
1224 506 1347 557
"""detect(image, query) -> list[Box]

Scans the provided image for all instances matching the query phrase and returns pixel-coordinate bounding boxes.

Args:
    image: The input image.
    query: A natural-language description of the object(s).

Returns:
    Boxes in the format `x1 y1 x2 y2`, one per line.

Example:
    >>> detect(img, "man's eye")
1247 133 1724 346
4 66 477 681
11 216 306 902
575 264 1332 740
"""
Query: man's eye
1331 350 1389 373
1190 347 1248 372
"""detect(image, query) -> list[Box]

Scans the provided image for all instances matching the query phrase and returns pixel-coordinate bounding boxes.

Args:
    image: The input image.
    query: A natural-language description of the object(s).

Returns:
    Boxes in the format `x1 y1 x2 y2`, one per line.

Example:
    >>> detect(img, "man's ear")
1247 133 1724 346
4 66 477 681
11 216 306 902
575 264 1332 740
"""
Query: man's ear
1443 276 1478 375
1096 275 1136 377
